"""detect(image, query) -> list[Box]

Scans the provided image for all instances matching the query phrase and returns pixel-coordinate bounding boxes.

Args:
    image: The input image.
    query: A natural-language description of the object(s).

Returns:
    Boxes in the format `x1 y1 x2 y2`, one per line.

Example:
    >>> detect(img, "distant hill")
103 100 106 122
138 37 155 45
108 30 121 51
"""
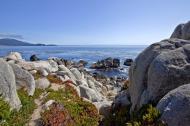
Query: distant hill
0 38 55 46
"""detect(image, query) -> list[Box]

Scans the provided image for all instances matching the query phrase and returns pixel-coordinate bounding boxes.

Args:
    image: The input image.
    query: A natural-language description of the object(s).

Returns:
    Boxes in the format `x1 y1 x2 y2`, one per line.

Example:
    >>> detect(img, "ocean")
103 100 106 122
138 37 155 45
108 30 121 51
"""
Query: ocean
0 45 147 78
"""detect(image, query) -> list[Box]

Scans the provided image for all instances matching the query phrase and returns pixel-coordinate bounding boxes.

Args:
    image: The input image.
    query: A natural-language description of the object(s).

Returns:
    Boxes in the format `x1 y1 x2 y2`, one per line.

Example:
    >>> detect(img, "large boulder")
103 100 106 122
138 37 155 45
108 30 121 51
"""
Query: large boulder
94 101 112 117
79 85 103 102
171 21 190 40
0 59 21 110
9 63 35 96
17 60 58 72
112 90 131 110
70 68 82 80
58 65 77 83
5 52 22 61
157 84 190 126
129 38 190 111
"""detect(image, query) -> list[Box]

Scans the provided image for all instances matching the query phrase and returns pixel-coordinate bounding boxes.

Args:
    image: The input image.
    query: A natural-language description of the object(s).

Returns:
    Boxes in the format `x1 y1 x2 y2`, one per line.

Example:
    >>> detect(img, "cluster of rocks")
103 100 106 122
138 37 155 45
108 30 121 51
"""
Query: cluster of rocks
90 57 133 70
30 55 88 68
111 21 190 126
90 57 120 69
0 52 124 119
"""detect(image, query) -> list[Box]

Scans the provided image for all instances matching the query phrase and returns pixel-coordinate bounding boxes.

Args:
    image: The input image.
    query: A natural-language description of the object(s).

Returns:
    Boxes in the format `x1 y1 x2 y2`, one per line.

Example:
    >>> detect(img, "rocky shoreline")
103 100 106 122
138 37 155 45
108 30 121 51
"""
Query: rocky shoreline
1 21 190 126
0 51 129 125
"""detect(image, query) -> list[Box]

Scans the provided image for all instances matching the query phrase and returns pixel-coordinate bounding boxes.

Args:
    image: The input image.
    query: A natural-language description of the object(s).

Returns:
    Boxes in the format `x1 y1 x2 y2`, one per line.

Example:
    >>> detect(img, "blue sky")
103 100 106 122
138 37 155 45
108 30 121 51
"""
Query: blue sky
0 0 190 45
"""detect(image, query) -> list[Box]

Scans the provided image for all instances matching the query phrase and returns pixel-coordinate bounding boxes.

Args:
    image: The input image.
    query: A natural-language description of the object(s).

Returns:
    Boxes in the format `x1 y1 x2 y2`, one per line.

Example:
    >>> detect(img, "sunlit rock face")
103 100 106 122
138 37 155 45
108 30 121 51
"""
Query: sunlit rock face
129 38 190 111
0 58 22 110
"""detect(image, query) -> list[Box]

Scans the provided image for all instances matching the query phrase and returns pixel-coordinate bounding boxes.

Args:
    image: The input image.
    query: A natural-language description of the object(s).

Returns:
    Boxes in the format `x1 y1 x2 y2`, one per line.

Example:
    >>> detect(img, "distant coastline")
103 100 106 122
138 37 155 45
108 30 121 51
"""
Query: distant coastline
0 38 56 46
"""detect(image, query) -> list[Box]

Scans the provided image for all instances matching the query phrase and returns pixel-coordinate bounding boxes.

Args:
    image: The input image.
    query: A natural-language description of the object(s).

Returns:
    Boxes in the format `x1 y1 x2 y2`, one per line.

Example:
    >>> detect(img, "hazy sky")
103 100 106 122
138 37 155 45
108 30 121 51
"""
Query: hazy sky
0 0 190 45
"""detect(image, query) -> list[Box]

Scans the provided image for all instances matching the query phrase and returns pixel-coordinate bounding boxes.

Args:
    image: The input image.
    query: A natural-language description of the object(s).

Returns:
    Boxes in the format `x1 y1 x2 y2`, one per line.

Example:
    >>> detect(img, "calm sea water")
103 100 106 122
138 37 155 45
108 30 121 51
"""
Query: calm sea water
0 45 147 77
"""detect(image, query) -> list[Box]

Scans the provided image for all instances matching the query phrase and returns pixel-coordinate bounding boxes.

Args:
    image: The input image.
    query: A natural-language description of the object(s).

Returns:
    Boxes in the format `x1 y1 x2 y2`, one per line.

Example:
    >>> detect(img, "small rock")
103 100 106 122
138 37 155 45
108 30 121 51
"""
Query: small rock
38 68 48 76
78 60 88 67
30 54 40 61
124 59 133 66
35 78 50 89
6 52 22 61
43 100 56 110
29 70 37 75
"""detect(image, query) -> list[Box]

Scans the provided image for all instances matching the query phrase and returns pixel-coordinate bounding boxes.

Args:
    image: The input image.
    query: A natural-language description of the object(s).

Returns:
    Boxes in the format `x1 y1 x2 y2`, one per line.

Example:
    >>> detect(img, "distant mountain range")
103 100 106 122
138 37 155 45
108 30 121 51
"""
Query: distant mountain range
0 38 56 46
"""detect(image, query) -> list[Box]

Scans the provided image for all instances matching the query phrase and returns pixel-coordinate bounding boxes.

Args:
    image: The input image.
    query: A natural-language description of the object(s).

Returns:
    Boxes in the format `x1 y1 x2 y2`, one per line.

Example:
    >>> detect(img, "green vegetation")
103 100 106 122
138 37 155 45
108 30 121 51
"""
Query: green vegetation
102 105 131 126
33 70 42 80
0 89 43 126
103 104 167 126
127 104 166 126
0 98 11 125
42 102 75 126
42 84 100 126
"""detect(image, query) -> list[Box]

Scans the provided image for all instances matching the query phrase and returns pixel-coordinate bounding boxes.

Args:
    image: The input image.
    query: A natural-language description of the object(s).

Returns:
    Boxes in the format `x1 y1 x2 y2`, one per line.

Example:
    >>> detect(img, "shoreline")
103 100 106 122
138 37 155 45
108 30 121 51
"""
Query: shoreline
0 51 130 125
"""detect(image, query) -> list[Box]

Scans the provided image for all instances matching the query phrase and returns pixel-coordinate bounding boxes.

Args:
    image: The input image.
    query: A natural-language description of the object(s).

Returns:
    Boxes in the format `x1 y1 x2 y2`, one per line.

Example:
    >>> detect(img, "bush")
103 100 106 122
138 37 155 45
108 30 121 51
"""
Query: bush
42 84 100 126
102 104 167 126
102 105 131 126
47 74 63 84
41 102 75 126
128 104 167 126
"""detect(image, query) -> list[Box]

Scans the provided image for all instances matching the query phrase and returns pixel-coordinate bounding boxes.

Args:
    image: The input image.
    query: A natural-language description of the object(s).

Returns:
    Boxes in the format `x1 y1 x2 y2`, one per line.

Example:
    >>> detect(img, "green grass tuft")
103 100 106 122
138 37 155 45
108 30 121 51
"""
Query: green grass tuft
0 89 43 126
42 84 100 126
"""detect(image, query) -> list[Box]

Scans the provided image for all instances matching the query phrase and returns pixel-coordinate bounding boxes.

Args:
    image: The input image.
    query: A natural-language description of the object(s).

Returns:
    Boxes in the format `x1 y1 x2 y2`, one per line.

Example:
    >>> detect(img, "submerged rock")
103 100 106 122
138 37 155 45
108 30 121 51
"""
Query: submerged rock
0 58 21 110
157 84 190 126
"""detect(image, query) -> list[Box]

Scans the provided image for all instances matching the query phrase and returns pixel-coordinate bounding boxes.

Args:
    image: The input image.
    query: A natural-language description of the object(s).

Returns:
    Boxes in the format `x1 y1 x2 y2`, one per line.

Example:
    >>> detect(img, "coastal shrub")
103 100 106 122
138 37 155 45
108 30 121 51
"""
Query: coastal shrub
47 74 63 84
102 105 131 126
102 104 167 126
0 89 43 126
41 102 75 126
42 83 99 126
128 104 167 126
